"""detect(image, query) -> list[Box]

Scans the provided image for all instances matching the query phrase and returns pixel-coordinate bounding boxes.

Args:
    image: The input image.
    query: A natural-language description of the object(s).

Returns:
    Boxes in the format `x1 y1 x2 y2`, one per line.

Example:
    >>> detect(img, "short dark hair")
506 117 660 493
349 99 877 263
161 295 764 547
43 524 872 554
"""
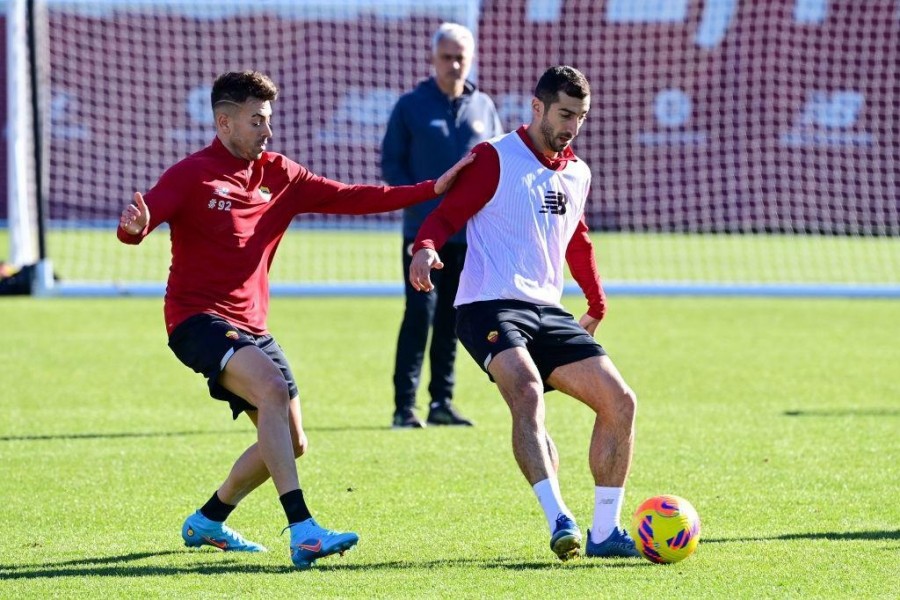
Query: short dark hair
534 66 590 107
211 71 278 110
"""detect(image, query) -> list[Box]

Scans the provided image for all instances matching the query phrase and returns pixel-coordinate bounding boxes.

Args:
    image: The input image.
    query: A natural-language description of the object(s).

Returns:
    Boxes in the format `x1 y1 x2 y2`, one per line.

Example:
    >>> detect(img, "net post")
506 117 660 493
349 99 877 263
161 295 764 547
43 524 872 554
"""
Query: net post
6 0 38 270
32 257 55 296
27 0 49 276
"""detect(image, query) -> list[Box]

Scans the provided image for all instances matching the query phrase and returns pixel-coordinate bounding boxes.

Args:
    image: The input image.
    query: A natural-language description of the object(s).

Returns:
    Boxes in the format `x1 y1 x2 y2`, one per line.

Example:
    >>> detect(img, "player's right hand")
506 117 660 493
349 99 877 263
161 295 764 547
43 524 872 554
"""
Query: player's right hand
409 248 443 292
120 192 150 235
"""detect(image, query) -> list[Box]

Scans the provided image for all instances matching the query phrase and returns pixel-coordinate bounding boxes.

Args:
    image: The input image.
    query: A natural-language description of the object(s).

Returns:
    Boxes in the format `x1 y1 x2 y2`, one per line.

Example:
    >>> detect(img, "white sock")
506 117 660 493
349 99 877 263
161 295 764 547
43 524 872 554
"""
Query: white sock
591 486 625 543
532 478 573 532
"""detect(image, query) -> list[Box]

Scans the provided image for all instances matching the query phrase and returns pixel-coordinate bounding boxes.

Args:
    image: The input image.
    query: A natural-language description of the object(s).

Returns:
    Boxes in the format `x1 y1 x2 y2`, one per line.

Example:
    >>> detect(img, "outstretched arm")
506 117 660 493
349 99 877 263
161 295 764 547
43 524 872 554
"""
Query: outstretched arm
291 154 474 215
432 153 475 196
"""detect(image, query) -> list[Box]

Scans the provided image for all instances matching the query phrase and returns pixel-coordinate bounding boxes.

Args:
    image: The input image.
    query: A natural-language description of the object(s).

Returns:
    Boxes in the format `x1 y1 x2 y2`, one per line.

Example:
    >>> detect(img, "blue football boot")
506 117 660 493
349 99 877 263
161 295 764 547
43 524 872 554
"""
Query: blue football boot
585 527 641 558
182 510 267 552
288 517 359 569
549 513 582 561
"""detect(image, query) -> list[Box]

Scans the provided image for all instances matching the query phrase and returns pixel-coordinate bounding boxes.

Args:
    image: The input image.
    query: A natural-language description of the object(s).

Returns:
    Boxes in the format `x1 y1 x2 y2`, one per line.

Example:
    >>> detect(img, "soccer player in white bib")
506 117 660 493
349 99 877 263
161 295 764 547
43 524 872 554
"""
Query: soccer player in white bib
409 66 640 560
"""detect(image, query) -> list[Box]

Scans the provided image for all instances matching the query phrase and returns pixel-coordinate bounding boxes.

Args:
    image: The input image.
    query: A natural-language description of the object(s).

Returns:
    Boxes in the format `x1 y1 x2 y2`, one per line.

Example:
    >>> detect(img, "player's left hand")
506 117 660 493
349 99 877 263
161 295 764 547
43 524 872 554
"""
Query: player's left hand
119 192 150 235
578 313 600 336
433 153 475 196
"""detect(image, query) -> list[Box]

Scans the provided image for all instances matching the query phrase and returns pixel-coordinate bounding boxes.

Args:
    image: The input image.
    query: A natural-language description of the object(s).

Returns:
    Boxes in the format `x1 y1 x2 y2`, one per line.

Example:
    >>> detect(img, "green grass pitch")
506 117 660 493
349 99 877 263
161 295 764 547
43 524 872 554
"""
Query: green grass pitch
3 228 899 285
1 295 897 598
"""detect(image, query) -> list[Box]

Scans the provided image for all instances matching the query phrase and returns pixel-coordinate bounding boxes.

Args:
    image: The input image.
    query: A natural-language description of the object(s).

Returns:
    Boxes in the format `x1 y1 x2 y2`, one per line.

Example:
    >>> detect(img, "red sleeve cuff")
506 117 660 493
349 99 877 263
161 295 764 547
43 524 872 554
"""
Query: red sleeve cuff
116 225 145 244
412 239 436 253
587 299 607 321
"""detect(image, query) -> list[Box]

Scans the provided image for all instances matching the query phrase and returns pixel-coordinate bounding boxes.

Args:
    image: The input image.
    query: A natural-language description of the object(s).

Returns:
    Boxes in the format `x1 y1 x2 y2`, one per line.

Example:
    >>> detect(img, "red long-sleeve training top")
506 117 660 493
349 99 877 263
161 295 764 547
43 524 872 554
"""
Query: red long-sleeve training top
118 138 436 335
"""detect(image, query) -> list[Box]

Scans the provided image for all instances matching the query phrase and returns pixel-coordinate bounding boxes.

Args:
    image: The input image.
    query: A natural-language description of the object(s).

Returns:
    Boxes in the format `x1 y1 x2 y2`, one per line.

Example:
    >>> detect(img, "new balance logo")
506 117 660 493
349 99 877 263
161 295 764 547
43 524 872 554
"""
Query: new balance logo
540 191 568 215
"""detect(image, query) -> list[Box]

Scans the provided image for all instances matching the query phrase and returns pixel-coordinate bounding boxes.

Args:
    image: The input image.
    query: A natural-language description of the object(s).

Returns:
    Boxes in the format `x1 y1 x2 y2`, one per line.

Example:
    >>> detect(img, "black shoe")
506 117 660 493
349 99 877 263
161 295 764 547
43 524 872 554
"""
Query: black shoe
426 403 474 426
392 409 426 429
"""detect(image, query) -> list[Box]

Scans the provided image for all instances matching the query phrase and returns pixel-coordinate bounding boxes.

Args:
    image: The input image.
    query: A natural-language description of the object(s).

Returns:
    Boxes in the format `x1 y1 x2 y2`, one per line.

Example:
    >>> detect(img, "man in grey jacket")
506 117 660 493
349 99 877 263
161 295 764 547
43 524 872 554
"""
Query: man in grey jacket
381 22 503 428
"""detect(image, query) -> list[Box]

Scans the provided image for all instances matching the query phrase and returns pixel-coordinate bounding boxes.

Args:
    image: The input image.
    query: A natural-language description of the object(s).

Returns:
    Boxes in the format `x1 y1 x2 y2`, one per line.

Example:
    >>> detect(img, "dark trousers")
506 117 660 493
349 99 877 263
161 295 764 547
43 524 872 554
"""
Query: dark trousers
393 239 466 413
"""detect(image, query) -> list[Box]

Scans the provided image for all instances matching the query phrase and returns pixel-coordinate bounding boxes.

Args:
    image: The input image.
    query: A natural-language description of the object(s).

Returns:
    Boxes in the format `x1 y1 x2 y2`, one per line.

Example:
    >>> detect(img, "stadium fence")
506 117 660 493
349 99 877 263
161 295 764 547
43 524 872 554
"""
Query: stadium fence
4 0 899 297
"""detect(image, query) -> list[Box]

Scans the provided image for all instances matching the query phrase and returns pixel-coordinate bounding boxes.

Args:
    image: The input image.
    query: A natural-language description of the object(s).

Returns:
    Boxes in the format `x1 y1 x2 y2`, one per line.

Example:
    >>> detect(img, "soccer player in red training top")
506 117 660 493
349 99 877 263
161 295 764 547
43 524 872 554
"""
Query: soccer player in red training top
117 70 472 569
409 66 640 561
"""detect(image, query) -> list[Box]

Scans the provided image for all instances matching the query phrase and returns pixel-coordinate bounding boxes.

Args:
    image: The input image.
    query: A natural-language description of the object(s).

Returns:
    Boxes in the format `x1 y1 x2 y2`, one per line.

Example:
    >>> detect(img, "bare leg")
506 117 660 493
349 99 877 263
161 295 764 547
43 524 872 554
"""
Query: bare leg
547 355 636 487
216 397 307 505
488 347 555 485
546 432 560 475
217 346 303 496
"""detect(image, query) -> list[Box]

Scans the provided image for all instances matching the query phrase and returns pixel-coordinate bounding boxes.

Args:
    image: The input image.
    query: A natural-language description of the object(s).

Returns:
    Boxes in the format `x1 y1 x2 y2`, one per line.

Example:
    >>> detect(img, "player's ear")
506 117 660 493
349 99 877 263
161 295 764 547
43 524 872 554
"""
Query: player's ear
531 97 544 120
214 109 231 133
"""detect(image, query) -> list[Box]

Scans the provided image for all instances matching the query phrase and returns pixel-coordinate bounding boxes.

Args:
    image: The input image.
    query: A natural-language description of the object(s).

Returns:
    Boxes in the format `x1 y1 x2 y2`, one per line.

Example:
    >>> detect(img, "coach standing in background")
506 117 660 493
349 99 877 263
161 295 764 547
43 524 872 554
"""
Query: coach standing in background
381 22 503 429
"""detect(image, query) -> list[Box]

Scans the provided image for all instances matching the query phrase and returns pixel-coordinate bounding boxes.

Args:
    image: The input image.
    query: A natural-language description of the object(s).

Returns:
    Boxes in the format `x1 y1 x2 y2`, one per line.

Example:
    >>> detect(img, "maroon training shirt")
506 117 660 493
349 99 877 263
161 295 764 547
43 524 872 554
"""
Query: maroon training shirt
118 138 436 335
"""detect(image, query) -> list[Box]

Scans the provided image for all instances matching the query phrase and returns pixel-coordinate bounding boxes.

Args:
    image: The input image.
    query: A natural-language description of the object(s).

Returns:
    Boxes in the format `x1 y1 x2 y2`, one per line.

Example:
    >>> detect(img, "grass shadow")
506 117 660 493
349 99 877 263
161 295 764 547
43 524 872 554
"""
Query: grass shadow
9 532 890 580
486 559 648 571
0 425 401 442
0 430 249 442
0 550 293 579
0 552 647 580
783 408 899 417
703 529 900 543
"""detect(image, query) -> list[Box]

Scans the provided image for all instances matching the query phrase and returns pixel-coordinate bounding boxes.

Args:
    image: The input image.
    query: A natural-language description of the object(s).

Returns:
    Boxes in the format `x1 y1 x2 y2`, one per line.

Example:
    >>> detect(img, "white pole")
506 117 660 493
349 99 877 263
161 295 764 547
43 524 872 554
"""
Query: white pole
7 0 38 270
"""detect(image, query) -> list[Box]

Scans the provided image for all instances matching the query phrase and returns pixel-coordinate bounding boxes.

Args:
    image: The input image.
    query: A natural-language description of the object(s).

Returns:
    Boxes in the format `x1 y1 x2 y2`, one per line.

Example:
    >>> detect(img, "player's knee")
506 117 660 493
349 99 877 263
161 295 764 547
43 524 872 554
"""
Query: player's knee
617 388 637 424
591 386 636 425
248 375 291 411
505 381 546 420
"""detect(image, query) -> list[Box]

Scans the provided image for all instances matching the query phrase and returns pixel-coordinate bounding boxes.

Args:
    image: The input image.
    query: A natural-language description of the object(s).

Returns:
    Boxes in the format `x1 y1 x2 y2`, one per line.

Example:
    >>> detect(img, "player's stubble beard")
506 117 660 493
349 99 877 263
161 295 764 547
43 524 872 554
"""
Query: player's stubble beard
539 115 573 155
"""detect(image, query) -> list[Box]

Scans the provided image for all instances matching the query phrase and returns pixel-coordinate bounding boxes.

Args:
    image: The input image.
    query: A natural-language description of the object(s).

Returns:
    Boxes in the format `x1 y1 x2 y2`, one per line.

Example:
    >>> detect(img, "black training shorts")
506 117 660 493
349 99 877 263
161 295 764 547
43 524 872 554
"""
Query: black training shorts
455 299 606 389
167 313 299 419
